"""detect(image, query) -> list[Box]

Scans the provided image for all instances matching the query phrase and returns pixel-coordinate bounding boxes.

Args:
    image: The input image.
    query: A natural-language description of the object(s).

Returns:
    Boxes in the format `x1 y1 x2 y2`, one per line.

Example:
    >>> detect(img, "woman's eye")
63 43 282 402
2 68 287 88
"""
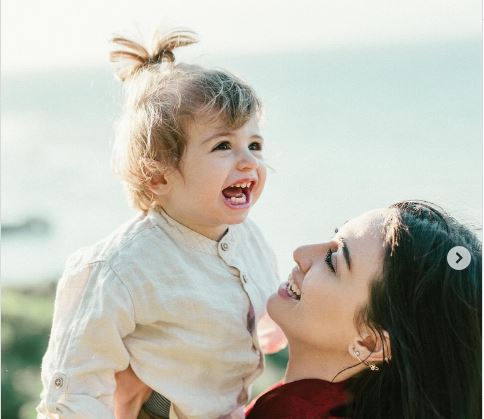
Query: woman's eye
213 141 231 151
325 249 336 273
248 142 262 151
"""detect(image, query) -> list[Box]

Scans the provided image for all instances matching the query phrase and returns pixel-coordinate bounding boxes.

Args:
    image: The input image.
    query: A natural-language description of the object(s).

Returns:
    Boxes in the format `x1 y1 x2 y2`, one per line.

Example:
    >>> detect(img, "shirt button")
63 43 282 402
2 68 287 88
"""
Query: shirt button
54 377 64 388
221 242 229 251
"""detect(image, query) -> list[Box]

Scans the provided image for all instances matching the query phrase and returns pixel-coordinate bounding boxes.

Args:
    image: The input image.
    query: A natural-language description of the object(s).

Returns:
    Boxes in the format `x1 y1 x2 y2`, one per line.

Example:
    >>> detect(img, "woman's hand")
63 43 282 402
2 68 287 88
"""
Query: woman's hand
115 365 152 419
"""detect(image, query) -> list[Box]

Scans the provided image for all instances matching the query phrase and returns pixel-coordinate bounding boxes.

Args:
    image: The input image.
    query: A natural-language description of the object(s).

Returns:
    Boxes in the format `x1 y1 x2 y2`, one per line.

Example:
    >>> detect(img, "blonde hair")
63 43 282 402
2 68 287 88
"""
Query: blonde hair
110 29 261 212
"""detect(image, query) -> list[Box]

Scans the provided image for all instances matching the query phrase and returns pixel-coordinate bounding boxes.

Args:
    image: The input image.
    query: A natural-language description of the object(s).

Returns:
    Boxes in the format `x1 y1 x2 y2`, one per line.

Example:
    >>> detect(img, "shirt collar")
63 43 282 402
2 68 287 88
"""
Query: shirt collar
147 209 239 256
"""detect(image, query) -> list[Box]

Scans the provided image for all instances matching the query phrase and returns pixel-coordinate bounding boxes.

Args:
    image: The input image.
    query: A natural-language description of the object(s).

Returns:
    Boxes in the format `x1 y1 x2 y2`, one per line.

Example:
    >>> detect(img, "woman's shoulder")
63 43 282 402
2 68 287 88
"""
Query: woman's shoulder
246 378 349 419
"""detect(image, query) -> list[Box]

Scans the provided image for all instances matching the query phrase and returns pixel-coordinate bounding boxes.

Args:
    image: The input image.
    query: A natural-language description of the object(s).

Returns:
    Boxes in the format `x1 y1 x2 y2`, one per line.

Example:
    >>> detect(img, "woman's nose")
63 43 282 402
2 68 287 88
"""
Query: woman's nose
293 242 334 274
293 245 313 274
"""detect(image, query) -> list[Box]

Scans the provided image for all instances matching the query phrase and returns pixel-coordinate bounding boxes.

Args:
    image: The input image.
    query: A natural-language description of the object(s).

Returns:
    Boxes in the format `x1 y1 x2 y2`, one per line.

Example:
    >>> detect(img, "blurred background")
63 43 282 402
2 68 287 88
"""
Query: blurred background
2 0 482 417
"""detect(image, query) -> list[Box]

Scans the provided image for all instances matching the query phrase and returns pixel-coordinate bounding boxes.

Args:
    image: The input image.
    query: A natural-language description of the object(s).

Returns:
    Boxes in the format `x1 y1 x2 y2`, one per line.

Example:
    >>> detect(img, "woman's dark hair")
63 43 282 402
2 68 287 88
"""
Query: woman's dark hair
349 200 481 419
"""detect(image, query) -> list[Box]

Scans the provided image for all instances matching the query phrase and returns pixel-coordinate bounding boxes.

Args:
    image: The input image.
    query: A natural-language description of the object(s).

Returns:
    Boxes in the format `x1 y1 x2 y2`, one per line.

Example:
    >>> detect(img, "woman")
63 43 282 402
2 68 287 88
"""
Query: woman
246 201 481 418
116 201 481 418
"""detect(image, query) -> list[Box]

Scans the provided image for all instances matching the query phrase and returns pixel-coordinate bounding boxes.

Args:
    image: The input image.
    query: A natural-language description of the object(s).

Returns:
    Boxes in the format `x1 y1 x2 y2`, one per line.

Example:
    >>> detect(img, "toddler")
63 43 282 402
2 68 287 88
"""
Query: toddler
37 30 284 419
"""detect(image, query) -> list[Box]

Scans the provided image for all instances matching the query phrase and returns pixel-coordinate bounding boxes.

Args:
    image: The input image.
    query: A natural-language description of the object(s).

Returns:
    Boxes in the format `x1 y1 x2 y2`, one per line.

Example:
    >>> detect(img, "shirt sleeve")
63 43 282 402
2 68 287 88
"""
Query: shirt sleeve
37 257 136 418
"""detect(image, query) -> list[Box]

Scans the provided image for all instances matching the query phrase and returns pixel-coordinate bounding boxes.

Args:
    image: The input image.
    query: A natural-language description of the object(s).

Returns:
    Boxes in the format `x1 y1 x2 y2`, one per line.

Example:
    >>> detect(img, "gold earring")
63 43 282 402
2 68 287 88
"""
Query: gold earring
353 349 379 371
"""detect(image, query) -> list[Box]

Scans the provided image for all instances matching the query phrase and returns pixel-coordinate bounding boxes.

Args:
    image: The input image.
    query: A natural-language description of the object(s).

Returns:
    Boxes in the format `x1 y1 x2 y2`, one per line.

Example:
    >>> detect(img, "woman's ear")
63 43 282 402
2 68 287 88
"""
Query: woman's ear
348 330 391 364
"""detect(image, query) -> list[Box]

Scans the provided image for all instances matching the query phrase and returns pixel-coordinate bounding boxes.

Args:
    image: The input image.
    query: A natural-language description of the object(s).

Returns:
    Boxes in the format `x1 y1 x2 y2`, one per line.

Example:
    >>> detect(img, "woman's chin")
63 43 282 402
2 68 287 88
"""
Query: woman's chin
266 293 280 319
267 290 292 329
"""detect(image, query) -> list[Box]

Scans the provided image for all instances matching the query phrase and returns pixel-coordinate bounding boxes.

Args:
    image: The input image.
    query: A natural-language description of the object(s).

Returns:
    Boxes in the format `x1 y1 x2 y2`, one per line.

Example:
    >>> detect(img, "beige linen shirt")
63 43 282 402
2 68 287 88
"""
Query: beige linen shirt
37 209 280 419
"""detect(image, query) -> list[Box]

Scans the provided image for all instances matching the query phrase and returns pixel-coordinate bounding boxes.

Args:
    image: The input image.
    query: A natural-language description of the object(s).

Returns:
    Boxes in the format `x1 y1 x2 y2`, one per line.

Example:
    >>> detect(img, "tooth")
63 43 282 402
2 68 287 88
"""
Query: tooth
230 197 236 203
235 183 241 187
288 283 299 299
242 183 247 188
289 278 301 296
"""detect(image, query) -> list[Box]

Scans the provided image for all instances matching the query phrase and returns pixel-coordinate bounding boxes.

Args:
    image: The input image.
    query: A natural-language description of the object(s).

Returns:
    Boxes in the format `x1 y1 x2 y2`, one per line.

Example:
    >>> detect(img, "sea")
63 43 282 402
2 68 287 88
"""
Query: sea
2 38 482 285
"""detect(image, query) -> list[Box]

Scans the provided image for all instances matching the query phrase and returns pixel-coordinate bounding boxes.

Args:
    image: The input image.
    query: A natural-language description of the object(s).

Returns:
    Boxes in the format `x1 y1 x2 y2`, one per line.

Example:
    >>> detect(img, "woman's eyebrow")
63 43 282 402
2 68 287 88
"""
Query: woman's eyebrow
339 237 351 270
334 220 349 234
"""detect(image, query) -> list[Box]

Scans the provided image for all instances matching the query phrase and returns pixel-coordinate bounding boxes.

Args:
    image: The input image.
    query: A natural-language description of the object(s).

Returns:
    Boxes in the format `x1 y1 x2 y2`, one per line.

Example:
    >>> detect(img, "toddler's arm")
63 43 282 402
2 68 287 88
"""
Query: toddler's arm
37 258 136 418
114 365 152 419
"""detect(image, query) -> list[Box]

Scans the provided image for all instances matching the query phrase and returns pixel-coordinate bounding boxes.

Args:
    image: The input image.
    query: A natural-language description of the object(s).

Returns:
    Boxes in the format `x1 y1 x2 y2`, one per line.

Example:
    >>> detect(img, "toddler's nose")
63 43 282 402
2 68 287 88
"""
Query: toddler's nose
236 150 258 171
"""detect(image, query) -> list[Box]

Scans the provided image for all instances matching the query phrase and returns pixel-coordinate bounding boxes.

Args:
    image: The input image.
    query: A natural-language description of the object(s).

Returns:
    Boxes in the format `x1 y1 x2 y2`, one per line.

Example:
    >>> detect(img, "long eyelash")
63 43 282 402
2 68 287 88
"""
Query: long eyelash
325 249 336 273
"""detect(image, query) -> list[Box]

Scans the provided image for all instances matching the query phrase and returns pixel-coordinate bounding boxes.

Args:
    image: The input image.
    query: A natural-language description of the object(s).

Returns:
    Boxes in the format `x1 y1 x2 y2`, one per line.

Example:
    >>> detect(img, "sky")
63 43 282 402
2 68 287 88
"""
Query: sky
2 0 481 73
2 0 482 284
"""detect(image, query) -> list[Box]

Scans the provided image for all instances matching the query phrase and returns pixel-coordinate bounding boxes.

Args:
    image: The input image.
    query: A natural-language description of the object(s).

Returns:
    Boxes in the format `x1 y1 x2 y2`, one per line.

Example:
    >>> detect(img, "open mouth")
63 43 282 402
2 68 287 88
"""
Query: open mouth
222 181 255 207
286 277 301 300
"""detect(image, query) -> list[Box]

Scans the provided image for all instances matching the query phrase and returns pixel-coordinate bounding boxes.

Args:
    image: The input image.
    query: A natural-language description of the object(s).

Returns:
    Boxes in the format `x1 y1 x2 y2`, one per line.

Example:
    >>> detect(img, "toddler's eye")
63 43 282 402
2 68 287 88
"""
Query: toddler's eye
213 141 231 151
249 142 262 151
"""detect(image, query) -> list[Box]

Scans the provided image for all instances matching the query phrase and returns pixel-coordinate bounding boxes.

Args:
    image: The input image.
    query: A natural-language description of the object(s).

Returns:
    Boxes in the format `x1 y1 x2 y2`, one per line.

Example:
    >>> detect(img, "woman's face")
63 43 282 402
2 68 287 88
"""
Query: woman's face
267 209 387 354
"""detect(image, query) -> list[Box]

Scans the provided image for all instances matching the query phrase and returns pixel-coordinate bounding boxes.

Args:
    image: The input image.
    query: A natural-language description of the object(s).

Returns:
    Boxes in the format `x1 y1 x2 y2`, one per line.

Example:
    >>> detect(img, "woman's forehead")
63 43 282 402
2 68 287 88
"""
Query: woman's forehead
339 209 387 275
343 208 387 237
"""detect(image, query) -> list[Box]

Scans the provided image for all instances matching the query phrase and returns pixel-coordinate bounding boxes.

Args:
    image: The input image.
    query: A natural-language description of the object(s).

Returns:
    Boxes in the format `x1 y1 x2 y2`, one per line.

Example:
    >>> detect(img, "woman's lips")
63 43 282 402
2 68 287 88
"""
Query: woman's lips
277 282 292 300
277 282 299 302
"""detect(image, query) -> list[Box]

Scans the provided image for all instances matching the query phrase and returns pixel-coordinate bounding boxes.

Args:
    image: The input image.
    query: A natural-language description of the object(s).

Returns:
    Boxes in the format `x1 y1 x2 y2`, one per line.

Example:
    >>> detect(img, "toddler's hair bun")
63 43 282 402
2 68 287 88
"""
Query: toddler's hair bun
110 29 199 81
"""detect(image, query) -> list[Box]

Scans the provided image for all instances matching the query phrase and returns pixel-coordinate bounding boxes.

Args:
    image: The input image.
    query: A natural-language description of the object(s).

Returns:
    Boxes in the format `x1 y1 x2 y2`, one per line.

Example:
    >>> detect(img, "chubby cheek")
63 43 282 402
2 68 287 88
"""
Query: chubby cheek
187 172 224 199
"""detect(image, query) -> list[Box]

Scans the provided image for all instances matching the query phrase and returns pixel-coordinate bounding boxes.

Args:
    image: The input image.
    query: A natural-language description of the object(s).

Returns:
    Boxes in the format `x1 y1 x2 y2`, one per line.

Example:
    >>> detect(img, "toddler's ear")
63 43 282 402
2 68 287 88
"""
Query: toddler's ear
147 173 172 197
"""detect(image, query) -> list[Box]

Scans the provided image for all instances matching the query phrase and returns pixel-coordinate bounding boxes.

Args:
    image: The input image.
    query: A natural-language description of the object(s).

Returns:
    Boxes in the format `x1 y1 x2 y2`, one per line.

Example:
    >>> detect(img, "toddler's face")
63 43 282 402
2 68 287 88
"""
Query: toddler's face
163 114 266 240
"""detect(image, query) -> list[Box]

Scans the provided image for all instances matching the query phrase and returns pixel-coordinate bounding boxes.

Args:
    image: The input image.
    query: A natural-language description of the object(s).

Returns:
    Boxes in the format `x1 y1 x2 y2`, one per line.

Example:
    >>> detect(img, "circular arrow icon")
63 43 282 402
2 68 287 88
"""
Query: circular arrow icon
447 246 471 270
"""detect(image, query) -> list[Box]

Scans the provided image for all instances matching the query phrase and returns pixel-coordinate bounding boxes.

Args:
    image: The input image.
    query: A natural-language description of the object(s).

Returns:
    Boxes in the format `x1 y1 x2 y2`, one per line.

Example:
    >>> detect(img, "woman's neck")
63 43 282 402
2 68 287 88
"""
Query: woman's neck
284 342 364 384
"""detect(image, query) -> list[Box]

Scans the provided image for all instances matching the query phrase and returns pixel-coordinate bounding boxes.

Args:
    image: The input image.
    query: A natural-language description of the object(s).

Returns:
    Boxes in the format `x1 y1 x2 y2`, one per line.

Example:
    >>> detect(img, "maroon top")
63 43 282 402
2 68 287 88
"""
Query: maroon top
245 378 350 419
